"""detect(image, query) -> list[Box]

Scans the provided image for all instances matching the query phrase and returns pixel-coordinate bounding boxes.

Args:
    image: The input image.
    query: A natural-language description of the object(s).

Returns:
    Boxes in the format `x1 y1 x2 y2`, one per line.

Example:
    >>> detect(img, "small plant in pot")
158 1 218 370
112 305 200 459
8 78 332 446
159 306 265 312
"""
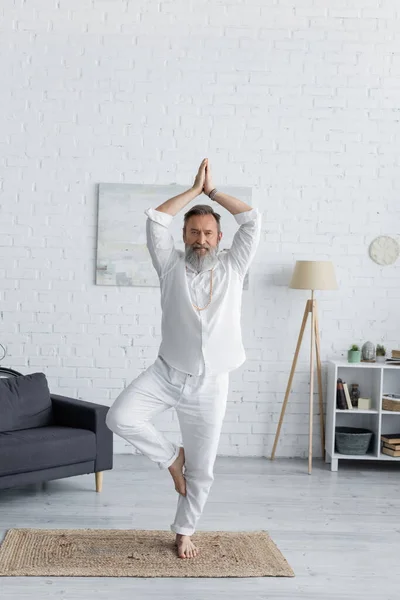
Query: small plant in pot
376 344 386 363
348 344 361 363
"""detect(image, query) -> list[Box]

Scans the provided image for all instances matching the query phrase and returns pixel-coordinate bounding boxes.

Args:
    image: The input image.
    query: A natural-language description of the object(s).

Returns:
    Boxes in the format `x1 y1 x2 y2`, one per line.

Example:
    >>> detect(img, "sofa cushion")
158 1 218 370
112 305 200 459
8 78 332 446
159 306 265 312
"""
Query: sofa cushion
0 372 53 433
0 426 97 477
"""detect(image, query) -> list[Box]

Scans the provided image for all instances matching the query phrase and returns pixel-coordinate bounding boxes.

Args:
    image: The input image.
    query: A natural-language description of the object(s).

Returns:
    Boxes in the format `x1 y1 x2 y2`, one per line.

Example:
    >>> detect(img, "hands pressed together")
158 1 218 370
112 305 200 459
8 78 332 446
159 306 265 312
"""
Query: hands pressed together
192 158 215 197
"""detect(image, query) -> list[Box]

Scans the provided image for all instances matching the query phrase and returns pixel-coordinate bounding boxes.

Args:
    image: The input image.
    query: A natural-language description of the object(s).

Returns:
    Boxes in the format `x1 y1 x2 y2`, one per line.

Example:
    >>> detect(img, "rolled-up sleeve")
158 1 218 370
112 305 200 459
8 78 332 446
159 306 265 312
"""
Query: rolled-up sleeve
226 208 262 278
145 208 178 278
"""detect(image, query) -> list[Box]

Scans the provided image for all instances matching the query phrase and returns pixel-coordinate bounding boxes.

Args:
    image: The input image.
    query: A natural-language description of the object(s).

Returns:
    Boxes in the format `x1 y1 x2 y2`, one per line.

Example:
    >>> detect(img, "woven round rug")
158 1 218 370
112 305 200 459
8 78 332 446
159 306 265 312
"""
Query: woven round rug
0 528 294 578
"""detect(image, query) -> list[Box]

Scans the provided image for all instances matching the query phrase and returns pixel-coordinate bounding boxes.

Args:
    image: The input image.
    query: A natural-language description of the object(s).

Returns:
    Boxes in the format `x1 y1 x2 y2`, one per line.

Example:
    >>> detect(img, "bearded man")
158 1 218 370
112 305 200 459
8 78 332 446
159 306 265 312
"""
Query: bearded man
106 158 261 559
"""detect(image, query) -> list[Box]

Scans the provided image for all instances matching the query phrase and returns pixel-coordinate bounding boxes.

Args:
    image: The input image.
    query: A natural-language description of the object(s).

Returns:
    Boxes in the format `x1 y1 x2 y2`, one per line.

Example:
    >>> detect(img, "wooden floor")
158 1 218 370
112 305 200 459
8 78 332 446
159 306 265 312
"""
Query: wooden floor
1 454 400 599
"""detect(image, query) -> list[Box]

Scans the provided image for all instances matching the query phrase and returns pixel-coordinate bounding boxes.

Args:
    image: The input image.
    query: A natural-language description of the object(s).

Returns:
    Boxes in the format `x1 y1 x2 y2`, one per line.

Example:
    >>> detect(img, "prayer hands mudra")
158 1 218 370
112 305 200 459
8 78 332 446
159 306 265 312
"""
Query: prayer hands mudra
192 158 215 196
203 158 214 196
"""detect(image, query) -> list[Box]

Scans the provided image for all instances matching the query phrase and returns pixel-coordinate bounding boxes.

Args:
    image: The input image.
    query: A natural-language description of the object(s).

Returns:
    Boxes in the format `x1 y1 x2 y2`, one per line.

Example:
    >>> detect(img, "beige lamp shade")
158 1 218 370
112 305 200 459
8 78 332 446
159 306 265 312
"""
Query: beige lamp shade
289 260 338 291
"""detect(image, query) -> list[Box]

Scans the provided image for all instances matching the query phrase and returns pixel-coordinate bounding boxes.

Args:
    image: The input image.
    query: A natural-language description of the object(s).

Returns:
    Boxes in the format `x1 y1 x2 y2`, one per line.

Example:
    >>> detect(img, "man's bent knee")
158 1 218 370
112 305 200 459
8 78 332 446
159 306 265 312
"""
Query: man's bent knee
105 409 143 436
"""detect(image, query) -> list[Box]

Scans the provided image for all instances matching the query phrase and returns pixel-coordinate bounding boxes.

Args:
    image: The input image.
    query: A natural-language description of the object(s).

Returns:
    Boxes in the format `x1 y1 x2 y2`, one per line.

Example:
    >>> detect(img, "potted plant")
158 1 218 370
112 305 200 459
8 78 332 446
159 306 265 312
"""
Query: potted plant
348 344 361 363
376 344 386 363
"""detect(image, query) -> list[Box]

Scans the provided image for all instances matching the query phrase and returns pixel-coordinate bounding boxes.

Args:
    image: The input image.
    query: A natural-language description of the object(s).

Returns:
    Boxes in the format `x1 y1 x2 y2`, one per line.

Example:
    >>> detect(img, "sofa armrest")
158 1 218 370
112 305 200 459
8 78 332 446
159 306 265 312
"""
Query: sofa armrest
51 394 113 472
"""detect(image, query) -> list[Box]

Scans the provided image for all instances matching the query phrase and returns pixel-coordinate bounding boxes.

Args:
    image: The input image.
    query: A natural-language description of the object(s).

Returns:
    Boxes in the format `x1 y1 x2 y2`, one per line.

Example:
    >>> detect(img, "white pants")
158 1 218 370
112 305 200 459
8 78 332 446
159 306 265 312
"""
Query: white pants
105 355 229 536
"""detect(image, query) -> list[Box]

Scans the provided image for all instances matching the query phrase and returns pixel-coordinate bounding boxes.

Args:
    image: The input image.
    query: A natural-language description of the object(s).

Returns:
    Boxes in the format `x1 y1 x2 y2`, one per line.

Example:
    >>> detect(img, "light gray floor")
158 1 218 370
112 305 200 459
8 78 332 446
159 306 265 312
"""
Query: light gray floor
1 455 400 599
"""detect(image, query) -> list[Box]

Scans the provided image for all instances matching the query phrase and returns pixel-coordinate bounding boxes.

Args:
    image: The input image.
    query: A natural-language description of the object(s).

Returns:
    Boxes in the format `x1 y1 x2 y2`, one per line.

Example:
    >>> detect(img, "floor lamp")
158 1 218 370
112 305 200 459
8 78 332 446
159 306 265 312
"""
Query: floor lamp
271 260 338 474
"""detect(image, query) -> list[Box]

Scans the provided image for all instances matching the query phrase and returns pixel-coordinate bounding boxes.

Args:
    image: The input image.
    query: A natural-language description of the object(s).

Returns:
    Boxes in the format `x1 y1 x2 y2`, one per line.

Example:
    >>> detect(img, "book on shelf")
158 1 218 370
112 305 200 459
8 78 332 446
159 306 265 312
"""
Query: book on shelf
336 378 348 409
382 442 400 451
382 393 400 401
382 447 400 457
385 358 400 365
381 433 400 444
342 383 353 410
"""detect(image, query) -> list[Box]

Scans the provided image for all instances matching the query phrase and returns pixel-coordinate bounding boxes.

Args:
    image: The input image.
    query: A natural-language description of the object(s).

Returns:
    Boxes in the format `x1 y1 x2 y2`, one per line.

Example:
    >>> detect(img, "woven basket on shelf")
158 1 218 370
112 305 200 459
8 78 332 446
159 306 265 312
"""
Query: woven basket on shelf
382 398 400 412
335 427 374 455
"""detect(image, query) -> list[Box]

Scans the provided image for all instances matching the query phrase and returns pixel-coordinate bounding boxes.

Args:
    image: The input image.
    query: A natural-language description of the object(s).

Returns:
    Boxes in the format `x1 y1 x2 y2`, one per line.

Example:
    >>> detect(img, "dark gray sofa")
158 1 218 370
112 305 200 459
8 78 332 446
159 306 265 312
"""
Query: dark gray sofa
0 371 113 492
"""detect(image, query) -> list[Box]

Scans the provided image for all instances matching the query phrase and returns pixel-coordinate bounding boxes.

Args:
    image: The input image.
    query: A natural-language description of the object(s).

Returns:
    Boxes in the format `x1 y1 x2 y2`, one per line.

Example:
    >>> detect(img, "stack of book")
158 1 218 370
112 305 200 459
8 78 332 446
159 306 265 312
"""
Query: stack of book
381 433 400 457
386 349 400 365
336 378 353 409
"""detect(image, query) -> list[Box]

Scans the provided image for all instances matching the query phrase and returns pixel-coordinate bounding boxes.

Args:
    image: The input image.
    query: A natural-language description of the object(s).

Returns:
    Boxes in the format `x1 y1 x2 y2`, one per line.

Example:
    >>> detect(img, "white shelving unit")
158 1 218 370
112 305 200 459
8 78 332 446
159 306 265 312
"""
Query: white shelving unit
326 360 400 471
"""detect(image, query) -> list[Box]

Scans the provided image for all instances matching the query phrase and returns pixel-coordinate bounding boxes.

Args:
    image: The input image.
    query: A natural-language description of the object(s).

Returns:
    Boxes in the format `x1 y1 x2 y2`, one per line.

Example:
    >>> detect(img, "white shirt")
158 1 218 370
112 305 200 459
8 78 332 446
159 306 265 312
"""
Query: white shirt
145 206 261 376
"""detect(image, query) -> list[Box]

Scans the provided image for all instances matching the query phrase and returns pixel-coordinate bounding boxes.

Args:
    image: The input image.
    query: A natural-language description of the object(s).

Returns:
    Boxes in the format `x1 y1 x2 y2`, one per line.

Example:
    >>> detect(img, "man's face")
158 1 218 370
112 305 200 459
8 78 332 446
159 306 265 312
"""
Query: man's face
183 214 221 250
183 215 223 271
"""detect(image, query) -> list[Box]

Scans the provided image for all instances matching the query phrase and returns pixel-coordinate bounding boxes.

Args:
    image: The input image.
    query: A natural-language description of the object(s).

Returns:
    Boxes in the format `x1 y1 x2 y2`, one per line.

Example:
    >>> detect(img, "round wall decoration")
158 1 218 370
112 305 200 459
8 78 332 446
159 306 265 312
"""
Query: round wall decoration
369 235 399 266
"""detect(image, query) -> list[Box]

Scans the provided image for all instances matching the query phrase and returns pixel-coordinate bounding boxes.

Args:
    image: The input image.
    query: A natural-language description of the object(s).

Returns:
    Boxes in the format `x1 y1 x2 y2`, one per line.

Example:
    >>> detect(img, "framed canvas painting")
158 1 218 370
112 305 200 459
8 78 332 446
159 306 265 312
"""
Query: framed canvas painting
96 183 253 289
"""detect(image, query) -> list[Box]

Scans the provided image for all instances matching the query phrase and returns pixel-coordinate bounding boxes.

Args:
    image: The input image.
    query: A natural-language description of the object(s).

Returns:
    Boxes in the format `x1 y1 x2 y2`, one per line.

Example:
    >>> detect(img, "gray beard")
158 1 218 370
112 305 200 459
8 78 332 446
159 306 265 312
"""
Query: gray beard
185 244 219 272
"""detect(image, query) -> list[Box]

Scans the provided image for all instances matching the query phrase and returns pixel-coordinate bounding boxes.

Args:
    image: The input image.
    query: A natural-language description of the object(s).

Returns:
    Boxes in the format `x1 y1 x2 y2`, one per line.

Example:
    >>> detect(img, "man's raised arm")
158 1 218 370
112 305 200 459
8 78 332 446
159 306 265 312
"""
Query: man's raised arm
145 159 207 278
155 159 207 215
203 159 261 278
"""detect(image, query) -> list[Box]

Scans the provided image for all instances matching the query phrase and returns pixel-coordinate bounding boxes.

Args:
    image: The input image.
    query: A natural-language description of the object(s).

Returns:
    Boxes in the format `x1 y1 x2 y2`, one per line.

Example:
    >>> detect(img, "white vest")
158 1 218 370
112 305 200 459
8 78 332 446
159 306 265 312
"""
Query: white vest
158 252 246 376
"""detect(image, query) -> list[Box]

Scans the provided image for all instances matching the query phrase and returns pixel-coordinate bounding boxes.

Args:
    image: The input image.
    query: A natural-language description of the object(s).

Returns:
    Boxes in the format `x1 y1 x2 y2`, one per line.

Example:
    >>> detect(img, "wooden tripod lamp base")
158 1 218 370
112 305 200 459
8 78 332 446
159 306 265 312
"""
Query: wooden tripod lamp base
270 261 338 474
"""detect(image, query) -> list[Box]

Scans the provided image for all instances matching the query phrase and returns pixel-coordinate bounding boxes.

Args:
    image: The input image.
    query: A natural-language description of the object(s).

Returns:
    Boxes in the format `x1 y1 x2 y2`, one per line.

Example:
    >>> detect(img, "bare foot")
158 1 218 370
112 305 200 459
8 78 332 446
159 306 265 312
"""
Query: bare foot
168 447 186 496
175 534 199 559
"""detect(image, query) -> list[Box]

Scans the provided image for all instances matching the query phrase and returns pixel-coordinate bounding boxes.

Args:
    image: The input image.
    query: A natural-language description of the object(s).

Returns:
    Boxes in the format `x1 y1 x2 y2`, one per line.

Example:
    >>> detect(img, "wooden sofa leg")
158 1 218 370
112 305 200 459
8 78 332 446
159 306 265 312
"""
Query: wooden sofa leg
95 471 103 493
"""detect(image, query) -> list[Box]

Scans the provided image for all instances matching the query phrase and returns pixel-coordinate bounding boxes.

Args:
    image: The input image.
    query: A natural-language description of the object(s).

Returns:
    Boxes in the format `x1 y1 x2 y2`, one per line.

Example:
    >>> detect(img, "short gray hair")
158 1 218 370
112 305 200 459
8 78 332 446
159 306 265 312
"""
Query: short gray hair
183 204 221 234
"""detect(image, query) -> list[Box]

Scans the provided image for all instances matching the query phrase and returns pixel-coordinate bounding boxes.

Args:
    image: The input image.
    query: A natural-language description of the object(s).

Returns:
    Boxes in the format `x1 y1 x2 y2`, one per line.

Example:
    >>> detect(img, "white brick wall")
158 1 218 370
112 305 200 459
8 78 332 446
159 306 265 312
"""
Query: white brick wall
1 1 399 458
